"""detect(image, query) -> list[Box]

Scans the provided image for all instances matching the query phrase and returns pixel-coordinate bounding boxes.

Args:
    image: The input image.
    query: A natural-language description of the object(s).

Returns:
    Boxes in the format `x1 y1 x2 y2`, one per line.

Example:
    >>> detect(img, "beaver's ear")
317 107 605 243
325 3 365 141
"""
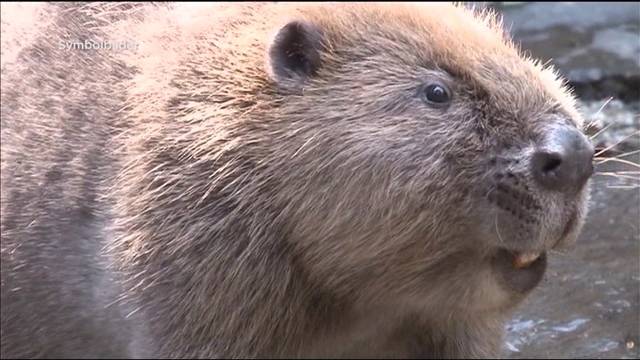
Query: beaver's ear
267 20 323 84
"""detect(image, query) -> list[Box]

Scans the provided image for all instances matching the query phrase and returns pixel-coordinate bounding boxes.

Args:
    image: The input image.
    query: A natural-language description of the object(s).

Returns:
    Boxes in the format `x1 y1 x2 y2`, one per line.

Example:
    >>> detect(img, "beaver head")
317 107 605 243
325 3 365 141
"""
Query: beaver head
259 3 593 311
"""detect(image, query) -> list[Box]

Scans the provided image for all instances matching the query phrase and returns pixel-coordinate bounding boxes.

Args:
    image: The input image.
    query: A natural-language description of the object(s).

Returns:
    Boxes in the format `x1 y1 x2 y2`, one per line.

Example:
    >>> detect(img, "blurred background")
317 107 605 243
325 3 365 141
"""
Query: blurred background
476 2 639 358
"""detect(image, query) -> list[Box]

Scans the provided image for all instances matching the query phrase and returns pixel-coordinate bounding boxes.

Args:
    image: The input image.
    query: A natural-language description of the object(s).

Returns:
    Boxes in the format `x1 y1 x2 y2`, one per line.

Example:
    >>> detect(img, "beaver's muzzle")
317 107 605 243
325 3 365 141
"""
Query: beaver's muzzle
530 125 594 194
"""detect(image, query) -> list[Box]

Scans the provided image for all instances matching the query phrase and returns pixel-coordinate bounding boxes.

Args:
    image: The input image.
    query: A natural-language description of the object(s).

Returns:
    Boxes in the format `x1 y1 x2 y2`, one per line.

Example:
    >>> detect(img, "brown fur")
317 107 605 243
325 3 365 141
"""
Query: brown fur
1 3 590 358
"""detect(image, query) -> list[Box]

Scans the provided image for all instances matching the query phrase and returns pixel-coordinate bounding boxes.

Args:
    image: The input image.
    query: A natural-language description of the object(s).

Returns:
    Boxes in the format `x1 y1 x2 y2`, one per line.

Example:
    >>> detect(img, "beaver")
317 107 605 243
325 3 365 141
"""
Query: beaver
0 2 594 358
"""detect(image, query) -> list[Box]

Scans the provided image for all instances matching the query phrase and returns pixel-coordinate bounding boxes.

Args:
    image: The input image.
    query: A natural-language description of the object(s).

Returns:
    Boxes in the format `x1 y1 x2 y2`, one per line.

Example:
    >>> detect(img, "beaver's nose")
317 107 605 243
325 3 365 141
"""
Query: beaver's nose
531 126 594 193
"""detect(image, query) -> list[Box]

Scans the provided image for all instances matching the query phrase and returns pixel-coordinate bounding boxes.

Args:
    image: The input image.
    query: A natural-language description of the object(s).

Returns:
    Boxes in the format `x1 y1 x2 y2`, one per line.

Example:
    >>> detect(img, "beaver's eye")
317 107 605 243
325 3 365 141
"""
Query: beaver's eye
423 83 450 105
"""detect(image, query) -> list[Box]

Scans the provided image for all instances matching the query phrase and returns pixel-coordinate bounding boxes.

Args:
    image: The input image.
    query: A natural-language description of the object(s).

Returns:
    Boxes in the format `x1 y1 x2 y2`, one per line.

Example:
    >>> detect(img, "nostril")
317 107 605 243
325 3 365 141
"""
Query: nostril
531 150 566 190
540 152 562 174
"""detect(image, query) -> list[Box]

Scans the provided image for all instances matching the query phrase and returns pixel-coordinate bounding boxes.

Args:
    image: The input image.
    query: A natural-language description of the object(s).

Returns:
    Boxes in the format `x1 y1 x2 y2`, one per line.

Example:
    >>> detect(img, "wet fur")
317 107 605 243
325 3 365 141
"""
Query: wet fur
1 3 587 358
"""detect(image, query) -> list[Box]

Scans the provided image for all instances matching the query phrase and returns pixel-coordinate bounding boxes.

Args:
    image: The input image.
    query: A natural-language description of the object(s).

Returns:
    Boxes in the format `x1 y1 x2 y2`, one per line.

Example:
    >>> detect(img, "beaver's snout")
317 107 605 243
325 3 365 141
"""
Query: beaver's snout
483 124 593 274
530 126 594 194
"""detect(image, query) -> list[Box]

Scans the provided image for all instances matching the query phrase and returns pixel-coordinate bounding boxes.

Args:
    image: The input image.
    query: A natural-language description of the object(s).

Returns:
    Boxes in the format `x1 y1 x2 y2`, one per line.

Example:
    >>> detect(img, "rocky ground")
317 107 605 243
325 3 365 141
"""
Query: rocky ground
497 2 639 102
483 2 640 359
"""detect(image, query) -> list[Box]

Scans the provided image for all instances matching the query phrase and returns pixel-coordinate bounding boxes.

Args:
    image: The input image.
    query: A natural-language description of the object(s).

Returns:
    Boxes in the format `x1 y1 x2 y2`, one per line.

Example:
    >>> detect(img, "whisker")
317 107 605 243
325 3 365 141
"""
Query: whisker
594 130 640 157
606 184 640 190
608 171 640 175
588 122 614 141
594 158 640 169
584 96 614 131
597 149 640 159
593 172 640 181
593 96 615 118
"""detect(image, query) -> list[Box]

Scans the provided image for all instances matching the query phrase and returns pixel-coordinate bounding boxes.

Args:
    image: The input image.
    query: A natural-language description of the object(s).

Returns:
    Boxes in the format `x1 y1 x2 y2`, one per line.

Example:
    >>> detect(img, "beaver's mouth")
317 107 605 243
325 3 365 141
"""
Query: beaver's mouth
510 251 545 269
491 248 547 294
